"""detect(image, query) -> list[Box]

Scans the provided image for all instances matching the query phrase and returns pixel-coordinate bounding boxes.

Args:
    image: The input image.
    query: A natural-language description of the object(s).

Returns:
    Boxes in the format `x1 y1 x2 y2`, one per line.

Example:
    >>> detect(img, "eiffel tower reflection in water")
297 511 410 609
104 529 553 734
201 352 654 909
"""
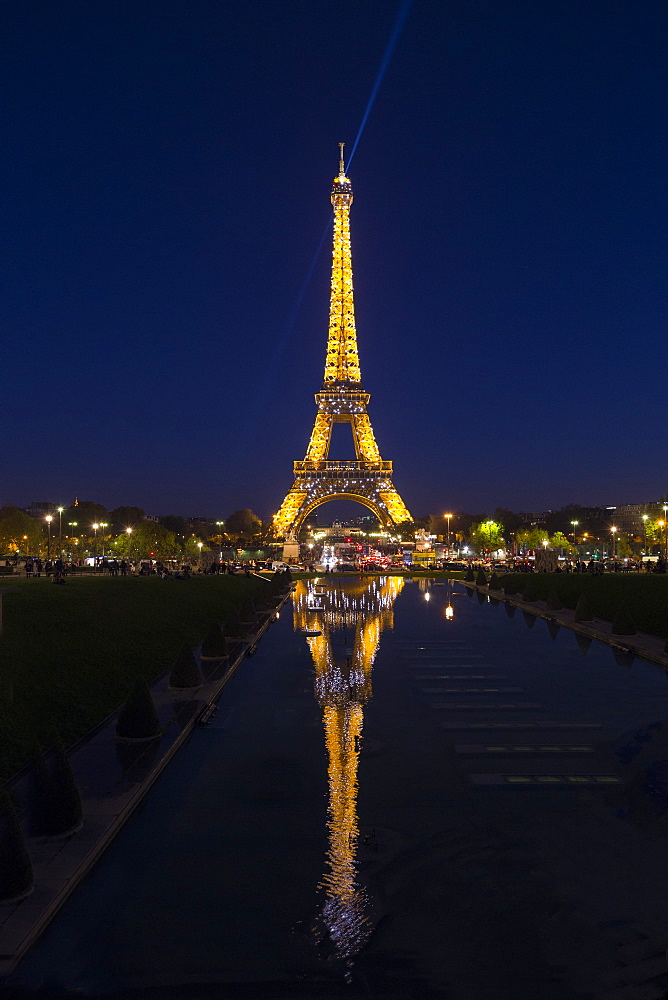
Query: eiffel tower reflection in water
292 576 404 974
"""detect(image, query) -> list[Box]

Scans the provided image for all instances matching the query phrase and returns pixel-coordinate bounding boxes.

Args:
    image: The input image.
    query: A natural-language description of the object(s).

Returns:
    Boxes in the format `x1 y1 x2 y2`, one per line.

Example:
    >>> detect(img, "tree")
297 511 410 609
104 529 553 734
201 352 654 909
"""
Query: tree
469 520 504 555
127 522 178 560
109 506 145 532
515 527 548 552
643 518 662 549
63 501 109 529
225 509 262 540
0 507 41 554
616 533 634 559
493 508 521 534
549 531 571 551
159 515 190 535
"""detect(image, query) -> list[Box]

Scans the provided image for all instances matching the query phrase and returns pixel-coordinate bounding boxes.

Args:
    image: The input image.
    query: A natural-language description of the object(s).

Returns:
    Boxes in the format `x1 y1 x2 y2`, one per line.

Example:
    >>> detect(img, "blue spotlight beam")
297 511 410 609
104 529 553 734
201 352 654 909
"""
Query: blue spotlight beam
234 0 413 458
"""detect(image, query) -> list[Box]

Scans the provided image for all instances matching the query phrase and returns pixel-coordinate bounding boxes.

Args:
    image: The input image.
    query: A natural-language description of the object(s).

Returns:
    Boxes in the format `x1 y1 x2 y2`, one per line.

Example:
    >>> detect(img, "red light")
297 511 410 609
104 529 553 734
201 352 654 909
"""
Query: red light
150 551 154 556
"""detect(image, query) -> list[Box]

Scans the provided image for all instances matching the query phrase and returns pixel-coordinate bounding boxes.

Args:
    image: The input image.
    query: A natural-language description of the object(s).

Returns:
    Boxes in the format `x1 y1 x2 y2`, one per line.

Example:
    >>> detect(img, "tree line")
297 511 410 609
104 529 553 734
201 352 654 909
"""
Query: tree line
0 504 266 560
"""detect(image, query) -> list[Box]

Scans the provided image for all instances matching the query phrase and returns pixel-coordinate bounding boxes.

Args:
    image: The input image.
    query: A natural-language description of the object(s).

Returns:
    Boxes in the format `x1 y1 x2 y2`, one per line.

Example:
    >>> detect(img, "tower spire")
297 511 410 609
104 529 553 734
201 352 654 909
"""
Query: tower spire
326 143 358 384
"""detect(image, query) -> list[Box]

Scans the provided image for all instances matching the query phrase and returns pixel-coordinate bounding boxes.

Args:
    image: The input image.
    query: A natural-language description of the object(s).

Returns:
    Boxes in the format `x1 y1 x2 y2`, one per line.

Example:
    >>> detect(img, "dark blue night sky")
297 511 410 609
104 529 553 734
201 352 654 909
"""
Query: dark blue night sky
4 0 668 520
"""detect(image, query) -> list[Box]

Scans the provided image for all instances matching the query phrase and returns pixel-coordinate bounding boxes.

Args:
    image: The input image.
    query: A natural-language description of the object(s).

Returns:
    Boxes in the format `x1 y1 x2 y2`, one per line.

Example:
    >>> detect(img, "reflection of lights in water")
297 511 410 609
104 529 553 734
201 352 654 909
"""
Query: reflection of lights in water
445 604 454 619
424 592 430 602
292 577 403 972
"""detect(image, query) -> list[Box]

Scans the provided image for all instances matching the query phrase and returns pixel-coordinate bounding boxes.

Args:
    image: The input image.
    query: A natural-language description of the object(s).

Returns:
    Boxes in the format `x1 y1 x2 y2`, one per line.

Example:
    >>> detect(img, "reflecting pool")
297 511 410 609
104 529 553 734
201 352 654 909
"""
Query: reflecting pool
12 578 668 999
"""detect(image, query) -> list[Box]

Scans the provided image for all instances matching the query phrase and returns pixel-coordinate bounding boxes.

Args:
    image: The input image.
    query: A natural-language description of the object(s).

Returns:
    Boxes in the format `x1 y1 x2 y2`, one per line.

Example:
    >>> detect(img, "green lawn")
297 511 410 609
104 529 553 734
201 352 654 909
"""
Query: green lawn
0 575 271 783
499 573 668 641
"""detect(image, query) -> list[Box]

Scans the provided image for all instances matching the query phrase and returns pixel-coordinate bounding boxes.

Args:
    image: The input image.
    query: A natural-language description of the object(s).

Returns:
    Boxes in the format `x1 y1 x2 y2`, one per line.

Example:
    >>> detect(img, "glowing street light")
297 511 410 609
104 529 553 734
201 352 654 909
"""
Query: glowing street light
56 507 64 556
570 520 579 552
215 521 225 561
45 515 53 559
663 505 668 557
444 512 453 554
642 513 649 553
611 525 618 558
99 522 109 559
92 523 99 566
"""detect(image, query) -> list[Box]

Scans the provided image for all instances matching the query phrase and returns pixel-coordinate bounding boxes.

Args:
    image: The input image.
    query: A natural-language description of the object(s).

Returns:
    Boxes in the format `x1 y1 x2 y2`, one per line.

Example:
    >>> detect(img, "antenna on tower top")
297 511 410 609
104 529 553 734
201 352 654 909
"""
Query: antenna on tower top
338 142 345 175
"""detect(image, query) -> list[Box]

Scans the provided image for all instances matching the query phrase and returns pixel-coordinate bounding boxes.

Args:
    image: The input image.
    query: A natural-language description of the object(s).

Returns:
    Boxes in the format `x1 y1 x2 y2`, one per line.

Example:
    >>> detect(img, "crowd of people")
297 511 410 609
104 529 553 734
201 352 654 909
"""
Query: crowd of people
1 554 268 582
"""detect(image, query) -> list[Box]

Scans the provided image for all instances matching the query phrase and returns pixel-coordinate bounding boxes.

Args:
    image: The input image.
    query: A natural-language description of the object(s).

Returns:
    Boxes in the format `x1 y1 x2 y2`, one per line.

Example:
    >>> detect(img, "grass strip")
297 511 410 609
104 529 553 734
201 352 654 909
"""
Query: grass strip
0 575 270 783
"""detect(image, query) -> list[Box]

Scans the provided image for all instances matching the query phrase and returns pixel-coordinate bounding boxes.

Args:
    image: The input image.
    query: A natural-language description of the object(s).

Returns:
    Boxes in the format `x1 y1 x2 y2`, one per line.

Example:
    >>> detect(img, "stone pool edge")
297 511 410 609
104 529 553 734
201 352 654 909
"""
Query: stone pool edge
464 581 668 668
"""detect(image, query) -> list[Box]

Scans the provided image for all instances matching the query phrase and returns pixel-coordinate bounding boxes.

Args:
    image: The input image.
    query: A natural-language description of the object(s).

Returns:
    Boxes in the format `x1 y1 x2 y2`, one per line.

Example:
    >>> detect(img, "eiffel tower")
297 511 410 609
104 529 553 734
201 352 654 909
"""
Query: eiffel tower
273 145 412 537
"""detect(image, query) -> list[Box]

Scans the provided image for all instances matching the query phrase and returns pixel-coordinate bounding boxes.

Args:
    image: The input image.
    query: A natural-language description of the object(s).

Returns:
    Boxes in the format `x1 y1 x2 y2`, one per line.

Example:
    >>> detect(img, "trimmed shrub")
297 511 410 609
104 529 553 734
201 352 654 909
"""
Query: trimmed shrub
31 739 82 837
283 568 293 585
465 567 475 583
611 605 637 636
501 577 517 597
50 739 83 835
475 569 487 586
238 598 258 622
521 577 540 603
488 573 501 591
0 791 33 901
201 624 228 659
545 589 563 611
116 675 161 740
169 644 202 689
574 593 593 622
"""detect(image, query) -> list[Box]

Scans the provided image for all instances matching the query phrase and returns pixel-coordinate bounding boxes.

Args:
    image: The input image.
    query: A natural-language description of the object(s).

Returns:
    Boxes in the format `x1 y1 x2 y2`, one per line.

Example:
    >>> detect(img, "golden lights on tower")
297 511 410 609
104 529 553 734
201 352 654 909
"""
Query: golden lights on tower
293 577 403 966
273 146 412 537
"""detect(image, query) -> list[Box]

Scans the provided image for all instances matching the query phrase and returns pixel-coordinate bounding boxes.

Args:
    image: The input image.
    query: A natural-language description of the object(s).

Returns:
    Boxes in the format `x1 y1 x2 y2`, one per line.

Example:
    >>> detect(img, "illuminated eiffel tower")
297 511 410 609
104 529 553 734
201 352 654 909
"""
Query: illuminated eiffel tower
272 145 412 538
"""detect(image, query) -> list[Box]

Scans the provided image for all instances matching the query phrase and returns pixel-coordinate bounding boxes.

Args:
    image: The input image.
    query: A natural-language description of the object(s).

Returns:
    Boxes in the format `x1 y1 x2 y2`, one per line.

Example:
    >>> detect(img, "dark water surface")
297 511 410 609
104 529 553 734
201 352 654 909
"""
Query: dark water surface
12 578 668 999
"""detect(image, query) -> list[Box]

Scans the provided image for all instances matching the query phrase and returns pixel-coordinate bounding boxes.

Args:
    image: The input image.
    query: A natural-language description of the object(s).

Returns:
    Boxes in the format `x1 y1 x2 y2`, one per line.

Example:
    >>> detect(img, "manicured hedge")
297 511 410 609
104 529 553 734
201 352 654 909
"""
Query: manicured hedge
499 574 668 639
0 575 269 781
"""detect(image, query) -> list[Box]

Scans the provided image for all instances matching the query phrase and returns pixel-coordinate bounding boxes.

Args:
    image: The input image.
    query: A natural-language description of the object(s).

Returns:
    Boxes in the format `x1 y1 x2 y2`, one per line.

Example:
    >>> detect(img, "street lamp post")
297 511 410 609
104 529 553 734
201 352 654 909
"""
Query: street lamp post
99 522 109 559
45 515 53 560
611 526 618 559
216 521 225 562
663 505 668 558
570 520 579 558
642 513 649 554
68 522 78 559
444 513 453 556
92 523 99 566
57 507 64 557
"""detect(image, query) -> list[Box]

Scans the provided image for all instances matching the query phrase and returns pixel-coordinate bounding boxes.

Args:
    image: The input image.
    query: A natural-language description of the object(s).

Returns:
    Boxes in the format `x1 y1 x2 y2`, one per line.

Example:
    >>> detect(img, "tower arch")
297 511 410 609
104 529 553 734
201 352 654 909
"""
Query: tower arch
294 492 393 533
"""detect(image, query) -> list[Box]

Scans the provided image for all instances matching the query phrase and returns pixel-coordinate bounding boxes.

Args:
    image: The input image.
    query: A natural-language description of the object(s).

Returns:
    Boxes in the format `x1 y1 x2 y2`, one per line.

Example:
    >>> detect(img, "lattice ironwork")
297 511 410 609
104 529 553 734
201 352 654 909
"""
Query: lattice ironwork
273 148 411 537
